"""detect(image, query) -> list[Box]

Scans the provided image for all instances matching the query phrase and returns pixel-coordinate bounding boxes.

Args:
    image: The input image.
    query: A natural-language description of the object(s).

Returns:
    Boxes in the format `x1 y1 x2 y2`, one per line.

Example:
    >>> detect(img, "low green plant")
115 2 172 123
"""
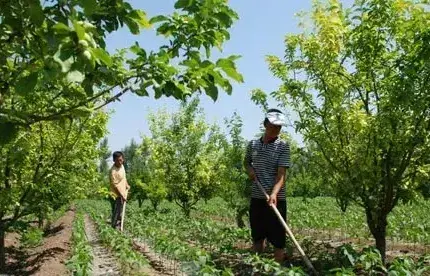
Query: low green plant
66 211 92 276
19 227 44 248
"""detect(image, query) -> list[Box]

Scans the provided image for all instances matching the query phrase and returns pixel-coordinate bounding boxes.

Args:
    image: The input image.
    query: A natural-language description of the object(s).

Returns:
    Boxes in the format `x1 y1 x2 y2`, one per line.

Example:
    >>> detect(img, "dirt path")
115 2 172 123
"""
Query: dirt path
83 215 121 276
84 215 168 276
5 208 74 276
132 238 185 276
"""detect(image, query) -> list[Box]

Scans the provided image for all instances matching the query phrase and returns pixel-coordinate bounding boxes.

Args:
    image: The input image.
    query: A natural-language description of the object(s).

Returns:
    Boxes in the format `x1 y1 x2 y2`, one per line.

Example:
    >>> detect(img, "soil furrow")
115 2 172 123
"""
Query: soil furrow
84 215 121 276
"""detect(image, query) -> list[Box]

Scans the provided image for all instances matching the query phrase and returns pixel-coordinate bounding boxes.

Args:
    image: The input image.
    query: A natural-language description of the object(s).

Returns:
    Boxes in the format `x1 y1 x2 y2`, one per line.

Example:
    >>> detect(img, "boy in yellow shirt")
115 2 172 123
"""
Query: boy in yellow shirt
109 151 130 229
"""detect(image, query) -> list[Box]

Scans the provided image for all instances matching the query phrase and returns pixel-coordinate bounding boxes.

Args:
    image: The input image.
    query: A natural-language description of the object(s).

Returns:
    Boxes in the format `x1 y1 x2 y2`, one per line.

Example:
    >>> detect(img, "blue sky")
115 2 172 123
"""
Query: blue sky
105 0 354 151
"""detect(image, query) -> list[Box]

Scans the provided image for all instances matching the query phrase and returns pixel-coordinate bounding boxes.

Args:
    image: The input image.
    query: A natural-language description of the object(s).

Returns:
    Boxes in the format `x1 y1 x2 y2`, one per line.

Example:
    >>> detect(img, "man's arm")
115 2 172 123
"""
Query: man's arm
244 141 256 181
268 167 288 206
272 167 287 195
268 143 290 205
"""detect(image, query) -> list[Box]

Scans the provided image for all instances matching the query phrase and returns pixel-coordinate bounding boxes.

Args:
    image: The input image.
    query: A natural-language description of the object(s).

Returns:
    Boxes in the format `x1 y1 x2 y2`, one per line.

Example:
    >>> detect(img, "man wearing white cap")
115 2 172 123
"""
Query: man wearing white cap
244 108 291 263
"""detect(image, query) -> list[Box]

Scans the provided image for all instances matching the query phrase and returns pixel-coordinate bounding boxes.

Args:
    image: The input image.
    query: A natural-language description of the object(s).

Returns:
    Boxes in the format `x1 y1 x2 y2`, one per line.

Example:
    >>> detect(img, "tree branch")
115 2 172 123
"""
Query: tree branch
94 87 130 111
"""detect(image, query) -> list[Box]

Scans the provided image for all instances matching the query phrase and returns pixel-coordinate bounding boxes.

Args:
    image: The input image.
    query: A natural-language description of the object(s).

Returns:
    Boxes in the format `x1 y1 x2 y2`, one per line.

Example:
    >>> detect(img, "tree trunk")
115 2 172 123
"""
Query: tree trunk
0 224 5 273
138 198 143 208
374 228 387 263
44 219 52 233
38 215 44 229
366 209 388 263
184 206 191 218
151 200 159 211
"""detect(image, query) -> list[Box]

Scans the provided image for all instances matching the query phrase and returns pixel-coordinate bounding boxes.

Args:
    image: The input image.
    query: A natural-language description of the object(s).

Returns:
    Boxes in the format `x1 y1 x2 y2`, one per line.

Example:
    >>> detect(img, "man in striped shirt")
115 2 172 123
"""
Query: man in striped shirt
244 108 290 263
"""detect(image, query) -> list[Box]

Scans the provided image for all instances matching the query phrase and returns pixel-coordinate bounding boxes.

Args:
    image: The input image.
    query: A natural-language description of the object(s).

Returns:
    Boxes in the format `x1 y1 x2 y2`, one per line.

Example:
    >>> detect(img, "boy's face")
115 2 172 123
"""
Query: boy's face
114 155 124 167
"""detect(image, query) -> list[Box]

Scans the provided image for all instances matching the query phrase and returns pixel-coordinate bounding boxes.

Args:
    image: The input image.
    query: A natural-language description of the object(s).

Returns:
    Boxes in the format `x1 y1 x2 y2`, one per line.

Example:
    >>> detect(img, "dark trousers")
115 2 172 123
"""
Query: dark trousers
249 198 287 249
111 197 124 228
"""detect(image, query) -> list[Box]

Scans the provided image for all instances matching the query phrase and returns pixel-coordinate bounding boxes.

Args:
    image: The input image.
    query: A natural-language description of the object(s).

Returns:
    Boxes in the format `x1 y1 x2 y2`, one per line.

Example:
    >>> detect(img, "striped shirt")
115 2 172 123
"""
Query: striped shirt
244 137 290 200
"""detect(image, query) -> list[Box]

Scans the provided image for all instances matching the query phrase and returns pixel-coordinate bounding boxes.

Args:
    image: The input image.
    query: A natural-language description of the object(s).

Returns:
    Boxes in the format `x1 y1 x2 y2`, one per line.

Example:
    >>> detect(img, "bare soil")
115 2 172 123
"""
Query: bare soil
83 215 121 276
4 209 74 276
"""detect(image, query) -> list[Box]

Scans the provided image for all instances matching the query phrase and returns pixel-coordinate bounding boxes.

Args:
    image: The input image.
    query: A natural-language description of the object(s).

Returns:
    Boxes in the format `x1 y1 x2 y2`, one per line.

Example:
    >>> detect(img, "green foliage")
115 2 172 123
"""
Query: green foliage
219 112 251 227
91 137 112 200
67 211 93 276
0 112 107 269
287 144 329 199
388 255 430 275
0 0 243 145
142 98 225 216
245 254 306 275
19 226 43 248
120 139 149 204
78 198 430 275
332 245 430 275
140 179 167 211
98 138 111 176
195 197 430 245
254 0 430 260
78 199 292 275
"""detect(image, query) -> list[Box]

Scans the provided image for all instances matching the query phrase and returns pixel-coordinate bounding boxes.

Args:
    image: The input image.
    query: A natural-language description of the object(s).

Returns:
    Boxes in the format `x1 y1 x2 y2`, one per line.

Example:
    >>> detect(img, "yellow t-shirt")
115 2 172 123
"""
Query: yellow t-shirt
109 165 128 199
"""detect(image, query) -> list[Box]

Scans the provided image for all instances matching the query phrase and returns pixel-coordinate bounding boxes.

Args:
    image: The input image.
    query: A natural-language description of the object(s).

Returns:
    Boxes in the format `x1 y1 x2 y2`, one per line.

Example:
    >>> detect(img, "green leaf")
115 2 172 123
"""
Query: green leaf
91 48 113 67
71 107 92 117
0 122 19 144
216 58 234 68
54 48 74 73
58 47 74 62
130 43 147 59
205 84 218 101
154 87 163 99
134 87 149 97
201 60 213 68
124 17 140 35
217 59 243 82
52 23 70 34
80 0 97 15
228 55 242 61
174 0 194 9
66 71 85 83
82 78 94 96
173 83 188 99
224 81 233 95
73 21 86 40
130 44 140 54
221 67 243 82
214 12 232 27
28 0 44 27
205 44 211 59
149 15 169 24
15 72 39 95
156 23 173 36
128 10 151 29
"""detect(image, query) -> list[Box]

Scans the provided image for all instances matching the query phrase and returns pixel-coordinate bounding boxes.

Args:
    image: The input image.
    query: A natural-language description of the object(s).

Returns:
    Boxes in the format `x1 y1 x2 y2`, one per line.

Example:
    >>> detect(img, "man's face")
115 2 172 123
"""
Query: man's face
265 121 282 138
114 155 124 167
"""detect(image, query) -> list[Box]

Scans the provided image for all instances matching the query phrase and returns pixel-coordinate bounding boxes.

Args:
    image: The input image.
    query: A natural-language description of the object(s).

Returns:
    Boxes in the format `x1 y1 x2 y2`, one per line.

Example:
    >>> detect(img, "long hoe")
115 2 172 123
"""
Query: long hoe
254 178 318 275
120 199 127 232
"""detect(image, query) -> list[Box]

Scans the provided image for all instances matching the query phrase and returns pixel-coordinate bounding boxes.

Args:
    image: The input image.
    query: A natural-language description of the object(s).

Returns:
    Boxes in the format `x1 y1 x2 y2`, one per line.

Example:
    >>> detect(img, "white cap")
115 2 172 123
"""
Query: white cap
265 111 286 126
